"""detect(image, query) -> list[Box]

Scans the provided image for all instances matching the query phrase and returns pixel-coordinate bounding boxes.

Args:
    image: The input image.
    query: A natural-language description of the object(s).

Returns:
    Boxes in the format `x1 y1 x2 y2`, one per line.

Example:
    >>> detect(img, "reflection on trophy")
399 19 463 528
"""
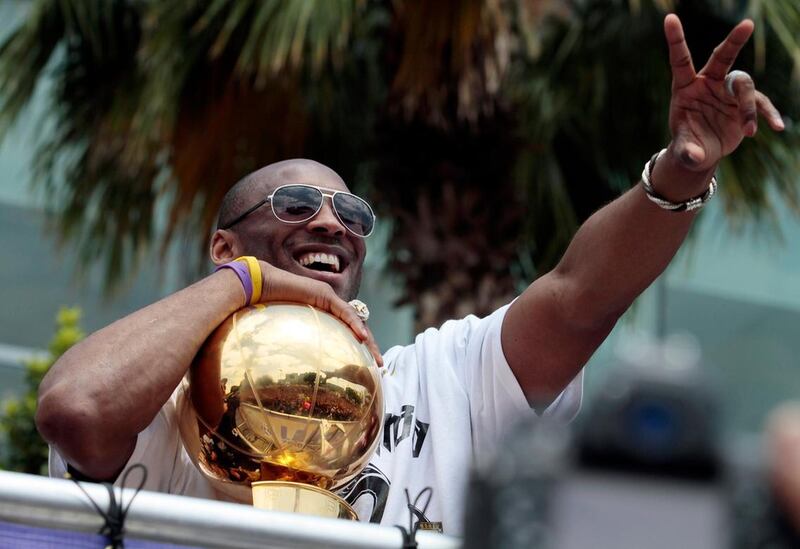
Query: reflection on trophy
177 303 383 520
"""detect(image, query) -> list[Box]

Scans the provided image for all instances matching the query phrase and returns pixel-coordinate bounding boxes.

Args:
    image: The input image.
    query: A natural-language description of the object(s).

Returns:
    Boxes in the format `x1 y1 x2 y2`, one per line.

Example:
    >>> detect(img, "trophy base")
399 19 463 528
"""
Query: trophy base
251 481 358 520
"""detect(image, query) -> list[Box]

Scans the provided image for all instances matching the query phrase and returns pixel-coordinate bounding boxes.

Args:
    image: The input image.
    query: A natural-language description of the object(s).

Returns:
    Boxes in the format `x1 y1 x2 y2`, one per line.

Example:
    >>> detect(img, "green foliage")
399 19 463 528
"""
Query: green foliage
0 308 84 474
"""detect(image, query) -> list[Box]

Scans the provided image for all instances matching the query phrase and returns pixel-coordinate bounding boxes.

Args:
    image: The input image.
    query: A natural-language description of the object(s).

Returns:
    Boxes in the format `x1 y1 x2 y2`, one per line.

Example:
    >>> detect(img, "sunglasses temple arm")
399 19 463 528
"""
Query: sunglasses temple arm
221 196 271 230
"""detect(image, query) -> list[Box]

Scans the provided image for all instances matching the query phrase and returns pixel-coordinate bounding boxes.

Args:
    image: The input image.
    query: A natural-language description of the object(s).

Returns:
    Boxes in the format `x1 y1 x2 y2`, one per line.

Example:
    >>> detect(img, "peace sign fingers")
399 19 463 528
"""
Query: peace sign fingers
664 14 696 90
663 14 784 173
699 19 754 81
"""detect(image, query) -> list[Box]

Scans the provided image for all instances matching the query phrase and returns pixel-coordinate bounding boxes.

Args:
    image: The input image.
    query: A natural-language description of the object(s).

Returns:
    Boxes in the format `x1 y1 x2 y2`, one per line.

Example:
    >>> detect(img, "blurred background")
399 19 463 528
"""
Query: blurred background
0 0 799 475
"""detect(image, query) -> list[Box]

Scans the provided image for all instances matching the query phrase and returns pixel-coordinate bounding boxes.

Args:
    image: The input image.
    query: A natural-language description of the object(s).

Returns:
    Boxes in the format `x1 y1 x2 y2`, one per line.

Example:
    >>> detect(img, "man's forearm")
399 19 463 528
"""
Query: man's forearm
503 148 716 401
554 148 713 325
36 269 244 478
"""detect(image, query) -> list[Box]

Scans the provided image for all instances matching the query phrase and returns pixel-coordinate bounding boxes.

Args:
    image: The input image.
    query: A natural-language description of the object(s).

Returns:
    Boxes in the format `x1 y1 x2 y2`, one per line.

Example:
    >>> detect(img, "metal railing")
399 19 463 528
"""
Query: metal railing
0 470 460 549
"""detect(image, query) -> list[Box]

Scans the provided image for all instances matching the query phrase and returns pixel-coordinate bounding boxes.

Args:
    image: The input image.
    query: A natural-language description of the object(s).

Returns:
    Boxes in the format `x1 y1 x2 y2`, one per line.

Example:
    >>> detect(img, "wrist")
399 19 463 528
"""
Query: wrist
214 256 263 307
650 145 717 203
257 260 272 303
214 268 248 309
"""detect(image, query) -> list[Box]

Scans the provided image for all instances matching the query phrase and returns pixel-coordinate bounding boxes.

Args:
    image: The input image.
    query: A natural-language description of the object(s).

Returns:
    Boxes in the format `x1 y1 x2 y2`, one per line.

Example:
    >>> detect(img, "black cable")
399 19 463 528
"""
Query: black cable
70 463 148 549
395 486 435 549
409 487 433 524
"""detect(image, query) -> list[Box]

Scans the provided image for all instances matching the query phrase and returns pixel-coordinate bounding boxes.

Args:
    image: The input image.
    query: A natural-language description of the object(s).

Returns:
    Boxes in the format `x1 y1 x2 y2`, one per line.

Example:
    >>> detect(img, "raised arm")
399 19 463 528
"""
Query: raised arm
502 15 785 405
36 262 379 480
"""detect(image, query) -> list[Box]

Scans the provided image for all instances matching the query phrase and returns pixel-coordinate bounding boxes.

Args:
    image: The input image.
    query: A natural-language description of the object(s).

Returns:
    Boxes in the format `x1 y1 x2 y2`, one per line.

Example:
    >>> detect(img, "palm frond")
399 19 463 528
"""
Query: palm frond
1 0 799 327
720 124 800 224
208 0 362 81
0 1 65 135
749 0 800 77
141 0 375 273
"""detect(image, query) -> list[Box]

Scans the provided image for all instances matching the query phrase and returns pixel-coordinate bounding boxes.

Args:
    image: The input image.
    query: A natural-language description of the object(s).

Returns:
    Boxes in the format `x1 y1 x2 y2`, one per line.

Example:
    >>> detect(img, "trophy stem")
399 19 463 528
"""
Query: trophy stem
251 481 358 520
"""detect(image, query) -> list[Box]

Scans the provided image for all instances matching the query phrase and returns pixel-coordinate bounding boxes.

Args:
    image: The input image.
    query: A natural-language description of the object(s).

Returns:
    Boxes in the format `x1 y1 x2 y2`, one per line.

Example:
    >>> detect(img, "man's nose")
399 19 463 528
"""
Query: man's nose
306 198 345 236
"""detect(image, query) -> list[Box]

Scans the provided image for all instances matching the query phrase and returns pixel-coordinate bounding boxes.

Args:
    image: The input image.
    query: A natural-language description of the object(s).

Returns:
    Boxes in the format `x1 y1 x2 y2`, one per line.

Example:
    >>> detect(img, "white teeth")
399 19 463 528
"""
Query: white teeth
298 252 340 273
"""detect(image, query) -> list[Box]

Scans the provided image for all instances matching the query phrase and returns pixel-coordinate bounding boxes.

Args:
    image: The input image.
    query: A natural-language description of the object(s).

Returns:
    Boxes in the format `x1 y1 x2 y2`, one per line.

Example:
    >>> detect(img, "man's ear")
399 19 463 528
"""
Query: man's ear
210 229 241 265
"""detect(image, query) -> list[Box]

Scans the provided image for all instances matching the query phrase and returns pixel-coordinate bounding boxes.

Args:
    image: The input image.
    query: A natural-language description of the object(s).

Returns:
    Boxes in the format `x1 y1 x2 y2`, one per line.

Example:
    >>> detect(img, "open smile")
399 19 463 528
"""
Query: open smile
290 244 352 286
297 251 342 274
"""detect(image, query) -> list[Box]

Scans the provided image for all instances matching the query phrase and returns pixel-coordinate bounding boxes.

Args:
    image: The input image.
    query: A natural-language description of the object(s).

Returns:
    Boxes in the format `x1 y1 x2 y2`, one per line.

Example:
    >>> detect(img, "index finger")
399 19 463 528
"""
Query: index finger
664 14 695 89
699 19 754 80
362 324 384 368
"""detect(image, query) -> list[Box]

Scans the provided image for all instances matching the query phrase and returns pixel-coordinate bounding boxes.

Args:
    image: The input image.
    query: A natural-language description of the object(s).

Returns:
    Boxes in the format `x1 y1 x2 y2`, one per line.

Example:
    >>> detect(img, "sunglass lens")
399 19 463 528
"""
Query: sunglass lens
272 185 322 222
333 193 375 236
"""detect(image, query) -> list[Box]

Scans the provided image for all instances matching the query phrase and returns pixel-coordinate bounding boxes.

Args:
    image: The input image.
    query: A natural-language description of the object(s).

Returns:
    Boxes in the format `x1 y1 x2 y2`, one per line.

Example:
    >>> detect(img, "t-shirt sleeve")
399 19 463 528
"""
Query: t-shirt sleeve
461 304 583 464
48 385 195 494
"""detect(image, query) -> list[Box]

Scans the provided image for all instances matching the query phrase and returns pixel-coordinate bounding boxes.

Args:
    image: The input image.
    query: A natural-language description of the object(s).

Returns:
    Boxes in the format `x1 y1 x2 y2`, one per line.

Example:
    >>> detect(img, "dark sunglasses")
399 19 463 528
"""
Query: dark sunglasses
221 184 376 237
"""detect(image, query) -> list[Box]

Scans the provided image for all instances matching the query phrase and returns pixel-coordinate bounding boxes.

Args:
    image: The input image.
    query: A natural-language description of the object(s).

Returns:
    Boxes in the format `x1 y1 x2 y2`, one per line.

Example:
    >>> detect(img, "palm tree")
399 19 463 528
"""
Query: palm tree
1 0 798 331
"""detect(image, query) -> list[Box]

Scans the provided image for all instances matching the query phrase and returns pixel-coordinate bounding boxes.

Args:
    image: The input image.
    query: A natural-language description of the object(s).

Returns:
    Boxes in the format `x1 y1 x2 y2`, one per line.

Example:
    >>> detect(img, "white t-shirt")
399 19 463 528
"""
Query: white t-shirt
50 304 582 536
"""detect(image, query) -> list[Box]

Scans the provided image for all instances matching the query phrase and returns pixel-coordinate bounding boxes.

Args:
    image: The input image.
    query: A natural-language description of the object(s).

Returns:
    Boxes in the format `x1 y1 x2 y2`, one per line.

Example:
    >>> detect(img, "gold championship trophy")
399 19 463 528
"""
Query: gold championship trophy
177 303 383 520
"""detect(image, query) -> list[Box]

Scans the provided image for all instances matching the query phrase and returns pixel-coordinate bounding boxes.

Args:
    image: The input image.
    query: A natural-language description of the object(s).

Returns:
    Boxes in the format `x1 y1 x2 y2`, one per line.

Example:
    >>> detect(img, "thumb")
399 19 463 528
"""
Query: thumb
672 129 707 170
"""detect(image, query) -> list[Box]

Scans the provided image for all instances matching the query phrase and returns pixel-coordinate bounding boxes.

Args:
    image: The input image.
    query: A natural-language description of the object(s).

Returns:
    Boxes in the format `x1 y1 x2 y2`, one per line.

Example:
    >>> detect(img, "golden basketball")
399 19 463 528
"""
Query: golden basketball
178 303 383 504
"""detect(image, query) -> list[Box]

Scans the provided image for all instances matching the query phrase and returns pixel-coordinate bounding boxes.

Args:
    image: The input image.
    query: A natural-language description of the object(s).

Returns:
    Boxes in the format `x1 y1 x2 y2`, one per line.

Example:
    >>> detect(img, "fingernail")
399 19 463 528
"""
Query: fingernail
746 121 757 136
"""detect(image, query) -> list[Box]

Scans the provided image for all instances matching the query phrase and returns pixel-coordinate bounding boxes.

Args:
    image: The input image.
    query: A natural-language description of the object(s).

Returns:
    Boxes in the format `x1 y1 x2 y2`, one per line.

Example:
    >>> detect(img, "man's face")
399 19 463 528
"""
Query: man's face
230 162 367 301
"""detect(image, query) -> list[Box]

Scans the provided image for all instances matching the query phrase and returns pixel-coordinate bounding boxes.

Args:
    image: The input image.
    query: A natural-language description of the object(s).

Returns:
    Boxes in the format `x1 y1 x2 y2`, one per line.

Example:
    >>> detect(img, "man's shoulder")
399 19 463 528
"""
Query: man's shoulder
378 305 511 382
380 343 413 379
408 304 513 354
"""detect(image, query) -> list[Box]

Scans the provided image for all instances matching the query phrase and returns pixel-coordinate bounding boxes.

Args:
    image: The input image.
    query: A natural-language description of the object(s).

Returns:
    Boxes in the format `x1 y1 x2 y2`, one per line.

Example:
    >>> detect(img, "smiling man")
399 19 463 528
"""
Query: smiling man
36 15 785 537
213 160 369 302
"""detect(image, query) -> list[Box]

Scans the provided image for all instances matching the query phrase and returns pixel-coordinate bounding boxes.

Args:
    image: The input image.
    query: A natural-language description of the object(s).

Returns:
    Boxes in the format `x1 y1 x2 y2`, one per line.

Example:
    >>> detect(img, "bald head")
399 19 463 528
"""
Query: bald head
217 159 347 230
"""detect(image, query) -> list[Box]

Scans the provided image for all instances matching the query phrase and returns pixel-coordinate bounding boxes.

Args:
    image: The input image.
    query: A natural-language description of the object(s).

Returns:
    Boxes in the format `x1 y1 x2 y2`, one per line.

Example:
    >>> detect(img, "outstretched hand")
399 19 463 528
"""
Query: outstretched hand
665 14 784 172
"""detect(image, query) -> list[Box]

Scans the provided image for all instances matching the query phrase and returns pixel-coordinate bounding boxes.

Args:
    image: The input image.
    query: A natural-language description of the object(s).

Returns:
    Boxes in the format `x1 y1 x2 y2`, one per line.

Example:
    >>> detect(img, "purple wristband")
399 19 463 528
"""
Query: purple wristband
215 261 253 306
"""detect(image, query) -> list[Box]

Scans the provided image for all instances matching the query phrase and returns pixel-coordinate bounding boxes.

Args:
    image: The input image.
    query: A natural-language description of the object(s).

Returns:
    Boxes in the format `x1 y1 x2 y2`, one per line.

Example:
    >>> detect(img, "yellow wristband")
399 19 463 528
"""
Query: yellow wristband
235 256 262 304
